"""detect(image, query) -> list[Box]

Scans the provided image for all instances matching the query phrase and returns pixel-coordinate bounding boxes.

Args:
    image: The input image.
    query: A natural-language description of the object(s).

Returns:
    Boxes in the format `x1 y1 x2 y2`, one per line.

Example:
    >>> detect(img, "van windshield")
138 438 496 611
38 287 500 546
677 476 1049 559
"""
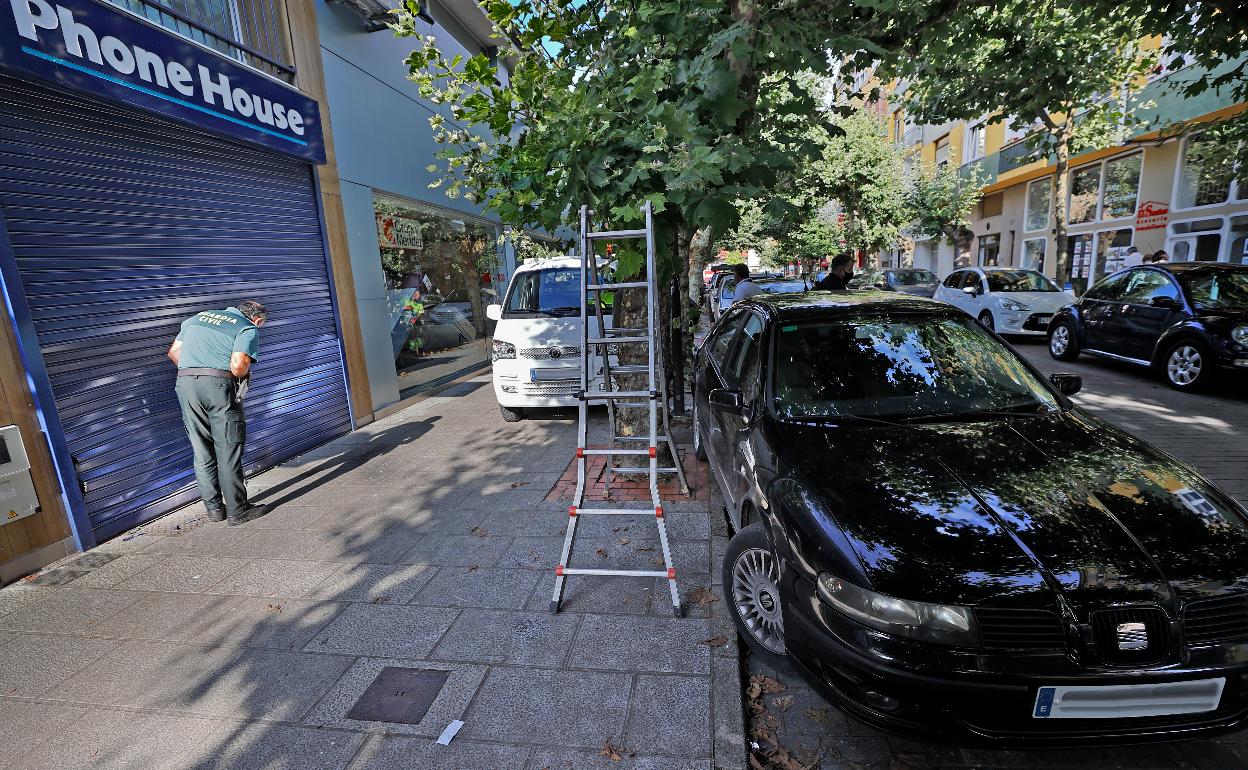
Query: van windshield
504 268 582 318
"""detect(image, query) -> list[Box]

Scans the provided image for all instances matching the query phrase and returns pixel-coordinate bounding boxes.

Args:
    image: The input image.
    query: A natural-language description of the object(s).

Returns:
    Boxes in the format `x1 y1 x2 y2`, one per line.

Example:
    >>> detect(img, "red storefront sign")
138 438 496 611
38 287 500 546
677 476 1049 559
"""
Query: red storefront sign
1136 200 1169 231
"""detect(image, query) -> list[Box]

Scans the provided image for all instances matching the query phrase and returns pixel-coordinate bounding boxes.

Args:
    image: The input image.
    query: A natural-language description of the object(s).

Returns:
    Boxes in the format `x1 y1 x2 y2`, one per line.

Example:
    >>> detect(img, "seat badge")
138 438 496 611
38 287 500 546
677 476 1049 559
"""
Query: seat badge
1116 621 1148 651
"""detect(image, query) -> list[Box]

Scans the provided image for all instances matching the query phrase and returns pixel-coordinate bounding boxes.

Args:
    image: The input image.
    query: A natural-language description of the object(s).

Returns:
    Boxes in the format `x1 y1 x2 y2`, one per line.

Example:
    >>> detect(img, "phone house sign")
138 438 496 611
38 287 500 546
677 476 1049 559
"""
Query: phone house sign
1 0 325 162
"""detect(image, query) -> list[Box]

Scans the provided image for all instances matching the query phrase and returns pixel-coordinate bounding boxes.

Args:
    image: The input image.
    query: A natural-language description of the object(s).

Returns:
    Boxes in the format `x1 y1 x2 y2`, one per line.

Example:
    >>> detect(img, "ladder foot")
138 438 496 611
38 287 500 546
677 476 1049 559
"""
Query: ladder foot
672 603 684 618
550 600 561 614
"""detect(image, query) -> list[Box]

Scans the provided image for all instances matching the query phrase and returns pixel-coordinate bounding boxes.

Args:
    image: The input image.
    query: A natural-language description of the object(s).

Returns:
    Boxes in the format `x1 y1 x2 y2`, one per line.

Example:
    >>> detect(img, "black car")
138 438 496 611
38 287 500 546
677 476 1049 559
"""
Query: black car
1048 263 1248 391
694 291 1248 745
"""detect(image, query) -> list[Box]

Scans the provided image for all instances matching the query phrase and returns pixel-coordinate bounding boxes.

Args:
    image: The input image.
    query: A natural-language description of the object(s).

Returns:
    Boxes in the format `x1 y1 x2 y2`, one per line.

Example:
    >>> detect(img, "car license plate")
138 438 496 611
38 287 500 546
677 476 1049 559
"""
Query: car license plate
1033 314 1051 323
1033 678 1225 719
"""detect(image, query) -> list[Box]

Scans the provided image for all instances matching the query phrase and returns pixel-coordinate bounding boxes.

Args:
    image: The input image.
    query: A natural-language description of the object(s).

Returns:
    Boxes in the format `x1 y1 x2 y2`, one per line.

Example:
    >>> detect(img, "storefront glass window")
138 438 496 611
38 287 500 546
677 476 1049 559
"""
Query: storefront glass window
1177 135 1235 209
1067 232 1095 295
1069 165 1101 224
1025 177 1051 232
1102 154 1142 219
1096 228 1134 275
1022 238 1046 272
977 234 1001 266
374 193 503 398
1230 216 1248 265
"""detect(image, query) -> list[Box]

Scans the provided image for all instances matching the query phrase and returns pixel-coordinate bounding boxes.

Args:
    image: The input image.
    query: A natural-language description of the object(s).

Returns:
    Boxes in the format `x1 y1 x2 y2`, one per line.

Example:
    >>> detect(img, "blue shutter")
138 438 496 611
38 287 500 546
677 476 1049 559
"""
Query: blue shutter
0 75 351 541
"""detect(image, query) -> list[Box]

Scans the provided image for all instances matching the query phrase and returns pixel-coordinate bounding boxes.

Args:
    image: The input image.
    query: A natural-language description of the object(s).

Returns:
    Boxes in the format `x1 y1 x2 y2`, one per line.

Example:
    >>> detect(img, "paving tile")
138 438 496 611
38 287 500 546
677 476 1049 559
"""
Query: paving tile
626 674 712 758
570 614 712 674
0 588 142 633
168 645 356 721
308 525 429 565
305 603 459 658
64 554 168 588
0 701 87 769
54 639 197 708
308 563 437 604
495 535 563 570
240 504 349 531
410 567 540 610
181 722 366 770
86 592 238 642
302 656 486 737
0 584 56 620
351 736 529 770
116 555 248 593
138 526 255 555
525 749 712 770
0 633 116 696
219 529 333 559
191 597 346 650
17 707 221 770
529 572 657 615
205 559 341 598
475 506 572 537
462 666 632 749
398 533 514 567
430 608 580 666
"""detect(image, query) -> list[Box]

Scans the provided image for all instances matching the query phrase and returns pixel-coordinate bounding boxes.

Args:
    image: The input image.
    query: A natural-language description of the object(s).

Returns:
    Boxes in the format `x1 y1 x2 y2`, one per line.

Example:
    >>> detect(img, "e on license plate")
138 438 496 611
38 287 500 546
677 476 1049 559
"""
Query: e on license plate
1033 678 1225 719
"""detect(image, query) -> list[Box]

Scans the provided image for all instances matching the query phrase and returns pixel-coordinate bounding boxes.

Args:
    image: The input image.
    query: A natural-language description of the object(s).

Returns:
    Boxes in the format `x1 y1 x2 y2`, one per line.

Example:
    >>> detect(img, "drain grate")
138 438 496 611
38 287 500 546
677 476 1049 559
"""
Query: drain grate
346 667 450 725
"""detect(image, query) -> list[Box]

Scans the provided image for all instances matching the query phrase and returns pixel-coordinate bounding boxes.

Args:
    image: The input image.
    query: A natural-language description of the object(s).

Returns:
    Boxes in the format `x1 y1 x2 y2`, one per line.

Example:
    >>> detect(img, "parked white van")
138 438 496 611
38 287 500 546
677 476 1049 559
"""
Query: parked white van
485 256 610 422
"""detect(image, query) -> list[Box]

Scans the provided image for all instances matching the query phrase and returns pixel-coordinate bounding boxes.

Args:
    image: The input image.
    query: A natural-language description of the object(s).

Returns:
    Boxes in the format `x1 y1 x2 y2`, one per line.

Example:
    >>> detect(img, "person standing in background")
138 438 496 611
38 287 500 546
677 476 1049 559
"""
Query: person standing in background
167 300 270 526
732 263 762 303
814 253 856 291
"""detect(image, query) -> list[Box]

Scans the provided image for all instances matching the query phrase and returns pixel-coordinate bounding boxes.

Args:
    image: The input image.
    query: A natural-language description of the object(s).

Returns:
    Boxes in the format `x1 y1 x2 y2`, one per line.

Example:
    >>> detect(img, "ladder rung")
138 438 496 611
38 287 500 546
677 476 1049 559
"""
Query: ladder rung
611 401 649 408
587 229 647 240
572 508 663 515
605 328 644 335
588 337 648 345
610 467 681 474
579 447 650 456
607 365 650 375
560 568 669 577
612 435 670 442
588 282 648 290
583 391 653 400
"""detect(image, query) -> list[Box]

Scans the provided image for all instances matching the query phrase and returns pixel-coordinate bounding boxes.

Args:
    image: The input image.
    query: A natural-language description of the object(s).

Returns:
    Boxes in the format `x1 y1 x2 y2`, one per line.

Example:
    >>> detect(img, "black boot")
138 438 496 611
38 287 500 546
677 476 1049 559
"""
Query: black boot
227 504 270 526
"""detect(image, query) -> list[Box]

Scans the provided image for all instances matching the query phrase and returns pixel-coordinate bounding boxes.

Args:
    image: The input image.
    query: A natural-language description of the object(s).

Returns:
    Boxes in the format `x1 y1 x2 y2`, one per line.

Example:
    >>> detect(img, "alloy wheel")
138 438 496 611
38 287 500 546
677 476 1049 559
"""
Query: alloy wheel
731 547 785 654
1167 345 1203 386
1050 325 1069 356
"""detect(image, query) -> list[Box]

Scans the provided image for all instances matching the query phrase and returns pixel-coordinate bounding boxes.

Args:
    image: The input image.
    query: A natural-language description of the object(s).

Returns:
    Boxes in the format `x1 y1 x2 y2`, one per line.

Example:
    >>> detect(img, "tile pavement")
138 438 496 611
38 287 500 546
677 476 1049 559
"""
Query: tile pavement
0 376 746 770
746 338 1248 769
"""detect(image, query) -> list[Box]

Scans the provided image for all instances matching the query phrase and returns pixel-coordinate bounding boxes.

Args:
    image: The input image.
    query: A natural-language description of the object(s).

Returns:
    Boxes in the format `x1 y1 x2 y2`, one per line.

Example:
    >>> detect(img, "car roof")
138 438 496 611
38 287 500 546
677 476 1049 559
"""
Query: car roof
514 256 581 272
1148 262 1248 274
753 277 805 284
737 290 954 320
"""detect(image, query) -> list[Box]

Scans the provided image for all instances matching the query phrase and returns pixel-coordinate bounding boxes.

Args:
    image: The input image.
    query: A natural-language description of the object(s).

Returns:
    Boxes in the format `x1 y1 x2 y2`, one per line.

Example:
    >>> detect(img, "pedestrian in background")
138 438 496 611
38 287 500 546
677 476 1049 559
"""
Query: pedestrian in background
732 263 762 303
167 300 270 525
1123 246 1143 268
814 253 856 291
1148 250 1169 263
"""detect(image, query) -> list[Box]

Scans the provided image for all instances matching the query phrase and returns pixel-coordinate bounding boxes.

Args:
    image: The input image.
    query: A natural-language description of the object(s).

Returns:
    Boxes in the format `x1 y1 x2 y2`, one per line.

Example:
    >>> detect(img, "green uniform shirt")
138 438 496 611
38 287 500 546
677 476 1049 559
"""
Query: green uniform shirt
175 307 259 370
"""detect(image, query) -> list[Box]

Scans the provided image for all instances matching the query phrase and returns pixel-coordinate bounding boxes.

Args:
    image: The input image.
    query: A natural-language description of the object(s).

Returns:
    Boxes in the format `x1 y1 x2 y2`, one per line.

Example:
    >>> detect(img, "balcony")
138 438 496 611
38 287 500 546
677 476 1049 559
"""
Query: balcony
108 0 295 81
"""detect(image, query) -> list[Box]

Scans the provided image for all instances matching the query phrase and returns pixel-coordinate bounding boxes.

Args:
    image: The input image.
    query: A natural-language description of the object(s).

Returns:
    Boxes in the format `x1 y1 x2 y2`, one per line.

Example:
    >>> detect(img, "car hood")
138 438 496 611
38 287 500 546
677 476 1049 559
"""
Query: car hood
993 291 1071 311
771 411 1248 614
493 315 603 348
1192 306 1248 324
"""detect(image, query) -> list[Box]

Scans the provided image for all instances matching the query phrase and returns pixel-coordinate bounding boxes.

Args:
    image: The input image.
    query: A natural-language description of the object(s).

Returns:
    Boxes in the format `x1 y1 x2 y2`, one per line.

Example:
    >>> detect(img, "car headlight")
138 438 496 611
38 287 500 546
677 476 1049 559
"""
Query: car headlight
491 340 516 361
816 574 978 646
998 298 1030 312
1232 325 1248 346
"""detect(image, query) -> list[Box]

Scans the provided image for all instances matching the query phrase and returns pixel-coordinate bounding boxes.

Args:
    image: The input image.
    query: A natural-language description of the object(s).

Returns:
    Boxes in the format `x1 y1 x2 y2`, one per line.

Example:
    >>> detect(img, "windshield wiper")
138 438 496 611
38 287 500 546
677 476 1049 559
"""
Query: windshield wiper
781 414 906 428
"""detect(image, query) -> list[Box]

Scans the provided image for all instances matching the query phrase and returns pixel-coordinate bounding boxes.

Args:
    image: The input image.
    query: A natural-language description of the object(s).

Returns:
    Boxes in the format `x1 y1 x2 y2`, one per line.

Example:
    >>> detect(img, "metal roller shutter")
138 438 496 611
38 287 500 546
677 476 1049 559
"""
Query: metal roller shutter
0 75 351 542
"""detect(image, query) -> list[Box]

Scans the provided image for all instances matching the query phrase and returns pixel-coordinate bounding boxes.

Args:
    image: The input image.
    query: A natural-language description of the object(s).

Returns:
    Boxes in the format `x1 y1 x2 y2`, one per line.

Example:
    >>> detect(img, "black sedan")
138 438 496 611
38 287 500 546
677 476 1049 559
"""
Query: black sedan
694 291 1248 745
1048 263 1248 391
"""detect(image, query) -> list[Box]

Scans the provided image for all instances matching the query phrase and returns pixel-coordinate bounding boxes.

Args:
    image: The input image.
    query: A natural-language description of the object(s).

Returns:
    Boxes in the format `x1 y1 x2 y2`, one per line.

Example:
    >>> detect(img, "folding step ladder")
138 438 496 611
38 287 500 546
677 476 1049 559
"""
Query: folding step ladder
551 201 688 617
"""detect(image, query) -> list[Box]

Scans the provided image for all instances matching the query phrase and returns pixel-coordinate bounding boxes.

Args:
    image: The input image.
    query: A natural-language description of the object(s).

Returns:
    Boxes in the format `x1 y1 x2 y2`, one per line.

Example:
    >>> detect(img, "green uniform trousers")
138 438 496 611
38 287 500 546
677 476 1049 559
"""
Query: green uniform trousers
175 375 249 517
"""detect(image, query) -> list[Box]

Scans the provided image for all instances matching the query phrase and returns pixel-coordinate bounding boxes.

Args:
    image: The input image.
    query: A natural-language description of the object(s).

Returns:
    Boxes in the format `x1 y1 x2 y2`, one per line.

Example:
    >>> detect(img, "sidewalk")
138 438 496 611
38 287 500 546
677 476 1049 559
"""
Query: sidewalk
0 374 746 770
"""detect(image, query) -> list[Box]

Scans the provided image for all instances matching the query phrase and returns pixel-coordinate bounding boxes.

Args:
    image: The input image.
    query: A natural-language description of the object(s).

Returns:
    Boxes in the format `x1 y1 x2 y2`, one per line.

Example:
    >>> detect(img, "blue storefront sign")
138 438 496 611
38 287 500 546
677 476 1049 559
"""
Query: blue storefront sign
0 0 325 162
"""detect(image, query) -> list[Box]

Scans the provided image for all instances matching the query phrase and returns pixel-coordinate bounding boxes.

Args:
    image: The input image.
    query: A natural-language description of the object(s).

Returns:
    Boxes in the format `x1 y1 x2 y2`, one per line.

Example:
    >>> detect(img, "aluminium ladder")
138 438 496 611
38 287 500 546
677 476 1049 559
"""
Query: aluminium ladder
550 201 687 617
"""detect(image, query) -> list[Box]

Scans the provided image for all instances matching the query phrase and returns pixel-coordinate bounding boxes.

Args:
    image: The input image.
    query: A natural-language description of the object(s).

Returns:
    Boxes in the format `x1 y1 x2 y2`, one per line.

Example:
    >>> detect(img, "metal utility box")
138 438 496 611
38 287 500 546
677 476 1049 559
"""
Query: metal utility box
0 425 39 526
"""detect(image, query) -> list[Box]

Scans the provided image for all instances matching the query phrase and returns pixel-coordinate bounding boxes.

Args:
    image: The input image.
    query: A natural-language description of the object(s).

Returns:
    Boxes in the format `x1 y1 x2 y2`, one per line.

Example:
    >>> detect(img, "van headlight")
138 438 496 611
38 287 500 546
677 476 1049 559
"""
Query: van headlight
1232 325 1248 346
816 574 978 646
491 340 516 361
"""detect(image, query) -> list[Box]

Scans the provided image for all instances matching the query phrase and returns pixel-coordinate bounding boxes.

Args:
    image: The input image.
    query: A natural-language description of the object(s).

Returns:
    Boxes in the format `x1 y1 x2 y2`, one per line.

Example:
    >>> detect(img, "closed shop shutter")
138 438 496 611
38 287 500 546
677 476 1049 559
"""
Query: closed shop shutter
0 75 351 542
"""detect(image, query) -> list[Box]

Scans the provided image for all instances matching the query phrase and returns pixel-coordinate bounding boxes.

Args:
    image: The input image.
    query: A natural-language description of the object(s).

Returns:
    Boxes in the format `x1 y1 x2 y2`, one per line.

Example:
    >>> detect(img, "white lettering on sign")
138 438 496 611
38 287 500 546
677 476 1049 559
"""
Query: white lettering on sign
8 0 307 137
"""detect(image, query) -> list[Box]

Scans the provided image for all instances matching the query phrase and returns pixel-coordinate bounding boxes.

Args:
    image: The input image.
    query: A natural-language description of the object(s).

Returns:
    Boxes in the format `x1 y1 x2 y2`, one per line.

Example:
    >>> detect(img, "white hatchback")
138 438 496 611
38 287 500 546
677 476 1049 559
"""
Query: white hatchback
933 267 1074 336
485 257 609 422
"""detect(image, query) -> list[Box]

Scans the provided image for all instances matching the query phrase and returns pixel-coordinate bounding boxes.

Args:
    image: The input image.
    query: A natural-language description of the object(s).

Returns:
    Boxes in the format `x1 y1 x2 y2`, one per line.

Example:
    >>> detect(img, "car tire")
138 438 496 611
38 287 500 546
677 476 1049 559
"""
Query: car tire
722 522 787 667
499 404 524 422
1161 339 1213 392
978 310 995 332
693 402 708 461
1048 320 1081 361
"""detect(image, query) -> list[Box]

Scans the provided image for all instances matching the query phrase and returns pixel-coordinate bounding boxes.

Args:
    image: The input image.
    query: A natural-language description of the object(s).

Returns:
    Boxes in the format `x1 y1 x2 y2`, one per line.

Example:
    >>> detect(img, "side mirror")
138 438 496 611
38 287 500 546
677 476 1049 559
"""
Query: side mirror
708 388 744 415
1149 296 1180 310
486 304 503 321
962 285 980 297
1049 372 1082 396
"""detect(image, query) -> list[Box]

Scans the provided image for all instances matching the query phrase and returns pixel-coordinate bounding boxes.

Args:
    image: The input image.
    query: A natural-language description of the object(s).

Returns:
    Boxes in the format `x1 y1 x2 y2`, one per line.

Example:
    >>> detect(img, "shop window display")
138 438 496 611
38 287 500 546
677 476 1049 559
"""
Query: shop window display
374 194 502 397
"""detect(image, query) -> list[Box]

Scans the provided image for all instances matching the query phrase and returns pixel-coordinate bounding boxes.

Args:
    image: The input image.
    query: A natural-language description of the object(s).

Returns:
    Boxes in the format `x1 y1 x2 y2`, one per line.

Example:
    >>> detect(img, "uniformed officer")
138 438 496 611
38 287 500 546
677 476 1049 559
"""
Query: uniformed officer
167 300 270 525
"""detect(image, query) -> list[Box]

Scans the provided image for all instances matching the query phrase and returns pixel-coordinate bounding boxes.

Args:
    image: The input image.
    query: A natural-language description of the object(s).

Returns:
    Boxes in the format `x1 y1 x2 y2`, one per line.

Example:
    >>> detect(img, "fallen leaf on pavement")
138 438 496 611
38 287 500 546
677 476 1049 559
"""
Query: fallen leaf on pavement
264 603 282 613
599 740 628 762
635 545 655 552
772 695 793 712
469 526 490 537
617 538 630 545
804 708 831 724
688 586 720 606
371 596 392 604
891 753 931 770
466 564 479 573
596 548 609 558
699 635 728 647
510 481 530 488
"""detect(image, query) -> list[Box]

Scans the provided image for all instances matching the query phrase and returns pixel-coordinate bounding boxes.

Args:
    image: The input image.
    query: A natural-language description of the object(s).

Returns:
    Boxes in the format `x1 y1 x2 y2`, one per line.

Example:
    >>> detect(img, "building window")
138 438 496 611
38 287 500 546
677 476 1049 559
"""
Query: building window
1068 228 1131 294
934 135 951 169
1069 164 1101 224
1230 216 1248 265
1102 154 1142 219
1003 115 1028 146
965 122 986 163
1021 238 1046 272
1168 217 1224 263
1025 177 1052 232
893 110 904 145
977 234 1001 266
1176 134 1244 209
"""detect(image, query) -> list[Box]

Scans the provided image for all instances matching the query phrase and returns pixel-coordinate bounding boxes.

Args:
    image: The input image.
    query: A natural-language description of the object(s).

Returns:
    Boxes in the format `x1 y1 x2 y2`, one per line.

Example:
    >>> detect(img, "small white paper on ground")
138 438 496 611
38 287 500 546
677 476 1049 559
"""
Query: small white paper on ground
437 720 465 745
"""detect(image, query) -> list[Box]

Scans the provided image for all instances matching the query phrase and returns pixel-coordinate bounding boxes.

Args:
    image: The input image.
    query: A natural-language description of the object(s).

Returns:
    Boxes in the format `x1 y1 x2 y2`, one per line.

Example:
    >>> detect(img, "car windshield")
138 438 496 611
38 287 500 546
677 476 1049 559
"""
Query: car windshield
503 267 581 317
985 270 1059 292
1179 270 1248 310
888 270 936 286
771 315 1061 422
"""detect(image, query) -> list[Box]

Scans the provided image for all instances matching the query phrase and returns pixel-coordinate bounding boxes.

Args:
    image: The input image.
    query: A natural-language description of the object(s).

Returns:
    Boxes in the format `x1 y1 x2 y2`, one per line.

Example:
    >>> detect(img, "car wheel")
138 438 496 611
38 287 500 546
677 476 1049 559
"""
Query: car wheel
499 404 524 422
1049 321 1081 361
978 310 995 332
722 523 786 665
1163 340 1213 391
693 402 708 461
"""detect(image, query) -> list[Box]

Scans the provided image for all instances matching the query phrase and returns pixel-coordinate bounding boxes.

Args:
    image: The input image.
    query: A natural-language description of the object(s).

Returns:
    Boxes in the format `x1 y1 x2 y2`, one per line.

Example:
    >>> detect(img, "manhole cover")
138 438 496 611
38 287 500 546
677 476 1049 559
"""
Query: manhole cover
346 667 450 725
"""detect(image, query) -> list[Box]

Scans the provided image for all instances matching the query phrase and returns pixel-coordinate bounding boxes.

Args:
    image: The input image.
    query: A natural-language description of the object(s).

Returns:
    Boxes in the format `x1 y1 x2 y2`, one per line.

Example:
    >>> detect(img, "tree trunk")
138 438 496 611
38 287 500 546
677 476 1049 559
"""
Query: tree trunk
1052 123 1074 289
